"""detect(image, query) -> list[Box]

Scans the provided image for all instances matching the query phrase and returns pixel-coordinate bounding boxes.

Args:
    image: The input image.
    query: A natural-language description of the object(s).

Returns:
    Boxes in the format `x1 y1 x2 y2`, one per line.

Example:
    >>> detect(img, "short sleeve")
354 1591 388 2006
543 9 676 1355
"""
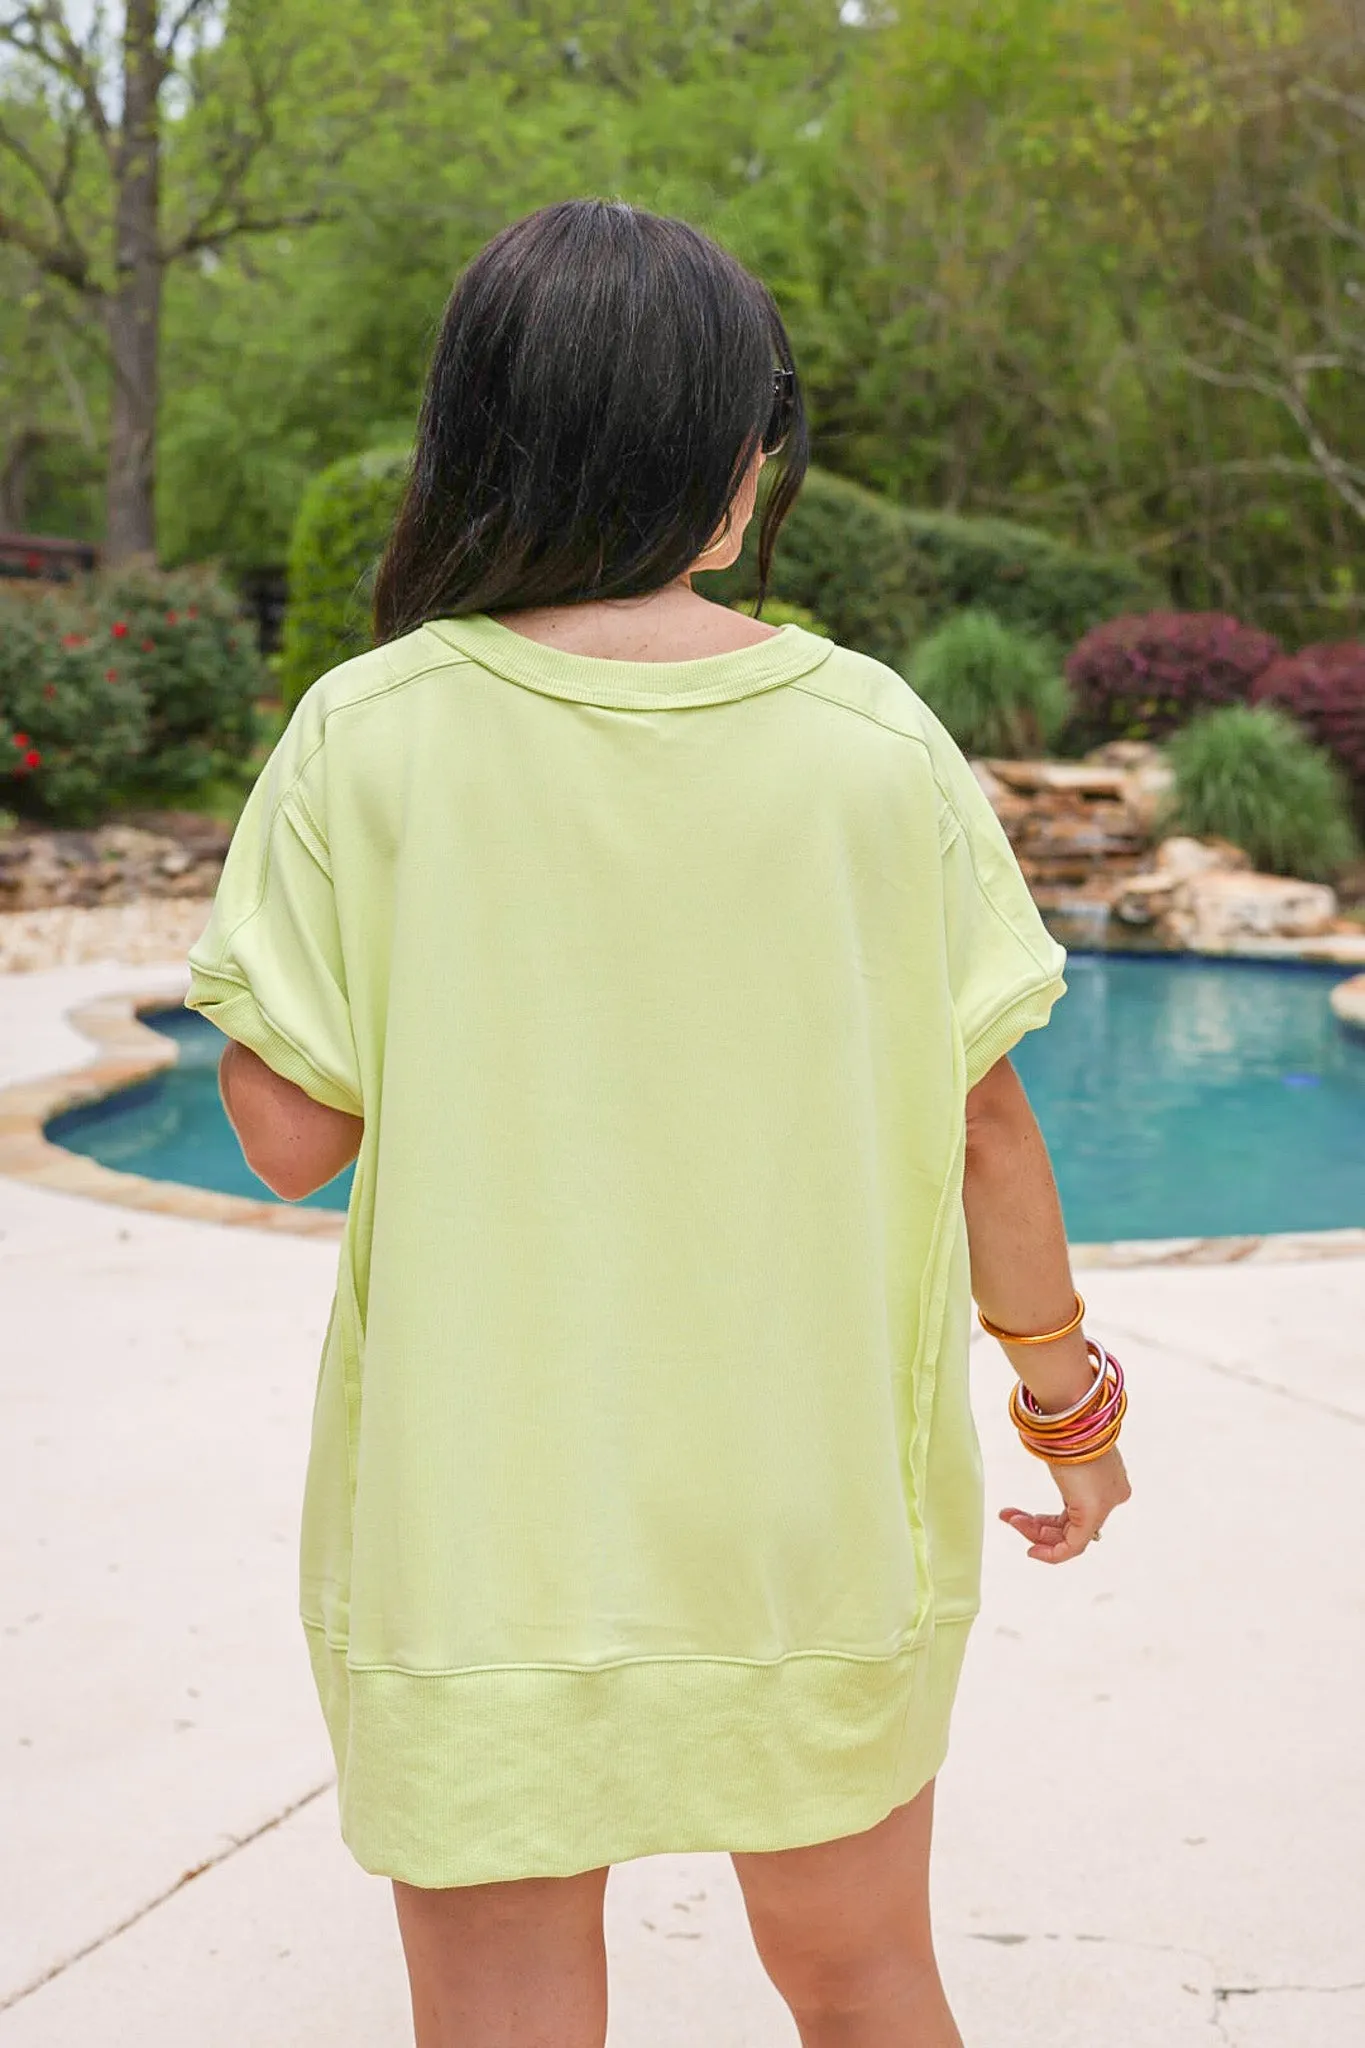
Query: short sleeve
920 707 1068 1091
186 742 362 1117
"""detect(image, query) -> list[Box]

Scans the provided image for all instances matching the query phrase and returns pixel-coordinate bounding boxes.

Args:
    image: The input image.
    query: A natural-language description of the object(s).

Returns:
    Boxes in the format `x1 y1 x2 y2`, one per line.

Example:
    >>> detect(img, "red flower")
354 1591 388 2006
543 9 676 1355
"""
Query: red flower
166 609 179 625
13 732 29 748
43 683 57 700
105 668 118 682
23 749 40 770
111 620 129 638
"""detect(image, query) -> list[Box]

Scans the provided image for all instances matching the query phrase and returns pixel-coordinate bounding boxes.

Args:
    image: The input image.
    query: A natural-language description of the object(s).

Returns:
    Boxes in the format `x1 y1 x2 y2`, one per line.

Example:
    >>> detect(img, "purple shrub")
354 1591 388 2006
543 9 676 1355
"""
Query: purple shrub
1252 643 1365 806
1065 611 1282 746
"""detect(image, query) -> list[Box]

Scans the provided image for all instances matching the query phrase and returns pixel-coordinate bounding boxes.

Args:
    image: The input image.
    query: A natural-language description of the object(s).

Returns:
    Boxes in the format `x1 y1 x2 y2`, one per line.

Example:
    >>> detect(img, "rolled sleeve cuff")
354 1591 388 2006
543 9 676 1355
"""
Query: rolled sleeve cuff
962 972 1067 1093
185 968 363 1117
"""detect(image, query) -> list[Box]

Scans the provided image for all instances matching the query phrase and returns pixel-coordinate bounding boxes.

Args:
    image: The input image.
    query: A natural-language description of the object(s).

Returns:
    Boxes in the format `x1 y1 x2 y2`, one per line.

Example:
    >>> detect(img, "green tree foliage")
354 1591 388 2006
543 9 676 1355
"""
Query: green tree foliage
6 0 1365 647
1166 705 1358 879
156 0 845 570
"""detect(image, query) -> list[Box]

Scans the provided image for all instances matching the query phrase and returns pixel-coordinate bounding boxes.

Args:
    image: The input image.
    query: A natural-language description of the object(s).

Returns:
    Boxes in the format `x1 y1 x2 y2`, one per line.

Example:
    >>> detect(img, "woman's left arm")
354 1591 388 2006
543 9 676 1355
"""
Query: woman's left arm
219 1041 363 1201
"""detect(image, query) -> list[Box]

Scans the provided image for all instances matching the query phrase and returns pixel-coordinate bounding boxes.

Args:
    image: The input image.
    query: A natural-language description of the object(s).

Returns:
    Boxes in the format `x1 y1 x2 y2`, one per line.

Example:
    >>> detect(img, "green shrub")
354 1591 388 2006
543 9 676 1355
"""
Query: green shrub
280 445 409 710
92 564 264 791
706 468 1158 667
1165 705 1358 879
0 596 148 824
904 610 1070 757
735 598 832 637
896 509 1156 651
704 469 922 663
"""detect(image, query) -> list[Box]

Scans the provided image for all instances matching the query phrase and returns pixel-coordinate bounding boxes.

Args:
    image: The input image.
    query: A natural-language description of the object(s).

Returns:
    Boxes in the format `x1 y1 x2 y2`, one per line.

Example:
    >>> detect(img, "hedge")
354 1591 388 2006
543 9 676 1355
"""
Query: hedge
279 446 410 710
280 451 1157 709
706 468 1160 666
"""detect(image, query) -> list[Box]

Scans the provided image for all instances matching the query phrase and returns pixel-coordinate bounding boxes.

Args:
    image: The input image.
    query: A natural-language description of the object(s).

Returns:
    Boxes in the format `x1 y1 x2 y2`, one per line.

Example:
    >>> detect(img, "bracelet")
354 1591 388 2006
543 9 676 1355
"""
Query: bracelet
1010 1340 1127 1465
979 1290 1085 1347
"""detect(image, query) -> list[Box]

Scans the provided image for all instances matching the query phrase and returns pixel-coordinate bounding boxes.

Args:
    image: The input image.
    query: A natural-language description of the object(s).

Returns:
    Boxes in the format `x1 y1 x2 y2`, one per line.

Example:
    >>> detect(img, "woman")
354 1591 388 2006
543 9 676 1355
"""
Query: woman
189 199 1131 2048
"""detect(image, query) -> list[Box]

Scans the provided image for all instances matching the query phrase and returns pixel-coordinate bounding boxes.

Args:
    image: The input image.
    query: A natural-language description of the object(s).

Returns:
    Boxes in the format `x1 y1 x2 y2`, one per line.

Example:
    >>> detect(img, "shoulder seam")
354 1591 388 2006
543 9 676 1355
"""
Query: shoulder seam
318 642 475 732
788 676 931 753
789 677 965 854
272 641 476 822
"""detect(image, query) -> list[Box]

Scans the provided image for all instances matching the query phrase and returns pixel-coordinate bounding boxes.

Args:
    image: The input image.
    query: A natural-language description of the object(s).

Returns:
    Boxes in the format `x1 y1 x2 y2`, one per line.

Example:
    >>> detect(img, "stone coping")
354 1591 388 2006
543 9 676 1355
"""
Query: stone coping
0 986 345 1239
1331 972 1365 1036
2 984 1362 1269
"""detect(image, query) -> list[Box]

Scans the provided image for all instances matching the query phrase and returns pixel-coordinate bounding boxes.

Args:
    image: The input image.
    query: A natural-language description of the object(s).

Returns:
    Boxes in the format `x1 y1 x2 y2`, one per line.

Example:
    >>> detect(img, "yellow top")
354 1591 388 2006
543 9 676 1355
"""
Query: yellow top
187 615 1065 1886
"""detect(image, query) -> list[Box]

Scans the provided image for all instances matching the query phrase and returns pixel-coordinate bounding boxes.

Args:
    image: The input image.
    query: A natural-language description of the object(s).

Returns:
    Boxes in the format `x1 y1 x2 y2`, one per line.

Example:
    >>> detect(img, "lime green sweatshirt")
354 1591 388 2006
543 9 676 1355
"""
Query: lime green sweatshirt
187 615 1065 1887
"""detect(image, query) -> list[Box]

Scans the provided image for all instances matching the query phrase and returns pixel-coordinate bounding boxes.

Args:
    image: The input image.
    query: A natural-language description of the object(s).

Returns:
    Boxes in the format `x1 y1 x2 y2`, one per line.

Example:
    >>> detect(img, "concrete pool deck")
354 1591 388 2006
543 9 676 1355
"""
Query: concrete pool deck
2 961 1364 2047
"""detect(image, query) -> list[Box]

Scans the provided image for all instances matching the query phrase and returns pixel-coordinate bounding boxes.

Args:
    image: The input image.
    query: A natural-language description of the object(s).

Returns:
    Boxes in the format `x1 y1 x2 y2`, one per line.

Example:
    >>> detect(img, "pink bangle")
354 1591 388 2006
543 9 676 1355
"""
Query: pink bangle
1014 1340 1115 1427
1010 1342 1127 1463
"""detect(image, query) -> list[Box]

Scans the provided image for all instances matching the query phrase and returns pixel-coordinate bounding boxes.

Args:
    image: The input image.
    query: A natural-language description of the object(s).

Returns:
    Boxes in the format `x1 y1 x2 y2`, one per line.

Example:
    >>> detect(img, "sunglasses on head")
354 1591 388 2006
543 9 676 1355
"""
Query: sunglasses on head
762 368 797 456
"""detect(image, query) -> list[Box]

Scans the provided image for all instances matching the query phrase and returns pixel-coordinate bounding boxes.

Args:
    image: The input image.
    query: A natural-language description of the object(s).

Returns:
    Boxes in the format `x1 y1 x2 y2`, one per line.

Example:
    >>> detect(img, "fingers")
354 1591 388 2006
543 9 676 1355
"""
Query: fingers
999 1506 1102 1564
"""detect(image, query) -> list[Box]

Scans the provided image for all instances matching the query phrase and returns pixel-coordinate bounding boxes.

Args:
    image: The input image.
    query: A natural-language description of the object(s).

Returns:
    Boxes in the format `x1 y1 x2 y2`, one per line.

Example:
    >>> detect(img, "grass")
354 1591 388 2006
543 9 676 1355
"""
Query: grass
1165 705 1359 880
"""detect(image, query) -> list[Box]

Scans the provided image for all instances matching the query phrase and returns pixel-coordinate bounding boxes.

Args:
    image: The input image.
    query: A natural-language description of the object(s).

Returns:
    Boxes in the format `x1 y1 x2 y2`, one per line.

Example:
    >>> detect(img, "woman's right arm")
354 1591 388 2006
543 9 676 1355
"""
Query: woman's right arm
962 1054 1132 1563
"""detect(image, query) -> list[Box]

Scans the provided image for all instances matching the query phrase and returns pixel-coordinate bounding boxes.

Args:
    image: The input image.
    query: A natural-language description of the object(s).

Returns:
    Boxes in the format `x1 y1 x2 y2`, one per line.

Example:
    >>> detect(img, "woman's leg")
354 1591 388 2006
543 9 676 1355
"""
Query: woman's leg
392 1866 610 2048
731 1780 962 2048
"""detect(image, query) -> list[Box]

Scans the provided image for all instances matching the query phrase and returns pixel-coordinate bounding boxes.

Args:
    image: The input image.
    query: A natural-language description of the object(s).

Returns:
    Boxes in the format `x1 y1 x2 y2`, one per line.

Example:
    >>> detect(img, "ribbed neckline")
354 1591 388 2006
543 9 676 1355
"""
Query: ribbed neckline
423 613 835 709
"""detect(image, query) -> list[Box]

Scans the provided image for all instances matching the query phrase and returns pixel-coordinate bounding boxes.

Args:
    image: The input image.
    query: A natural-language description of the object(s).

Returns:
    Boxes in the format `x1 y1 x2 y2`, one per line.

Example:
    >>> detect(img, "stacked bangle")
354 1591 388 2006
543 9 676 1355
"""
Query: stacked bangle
1008 1339 1127 1465
978 1291 1085 1345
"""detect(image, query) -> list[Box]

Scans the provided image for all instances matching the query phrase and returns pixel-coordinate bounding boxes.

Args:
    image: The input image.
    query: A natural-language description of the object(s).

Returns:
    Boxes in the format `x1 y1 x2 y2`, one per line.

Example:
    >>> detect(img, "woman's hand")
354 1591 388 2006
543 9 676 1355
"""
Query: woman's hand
1000 1446 1132 1564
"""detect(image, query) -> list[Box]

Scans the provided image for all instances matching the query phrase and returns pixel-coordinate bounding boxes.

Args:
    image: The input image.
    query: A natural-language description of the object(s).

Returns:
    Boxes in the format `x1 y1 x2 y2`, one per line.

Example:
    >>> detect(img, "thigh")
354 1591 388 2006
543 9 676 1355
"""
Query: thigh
393 1866 610 2048
732 1780 941 1993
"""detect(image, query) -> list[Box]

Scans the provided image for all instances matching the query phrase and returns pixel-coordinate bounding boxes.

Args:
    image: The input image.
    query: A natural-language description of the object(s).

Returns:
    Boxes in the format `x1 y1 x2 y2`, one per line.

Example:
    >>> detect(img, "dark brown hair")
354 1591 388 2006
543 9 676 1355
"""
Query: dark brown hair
373 199 807 639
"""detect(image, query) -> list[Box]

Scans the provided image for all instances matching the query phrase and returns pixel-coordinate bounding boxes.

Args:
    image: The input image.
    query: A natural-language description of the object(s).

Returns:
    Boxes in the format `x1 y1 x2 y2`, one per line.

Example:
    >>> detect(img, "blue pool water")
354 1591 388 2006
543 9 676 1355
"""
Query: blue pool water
47 957 1365 1241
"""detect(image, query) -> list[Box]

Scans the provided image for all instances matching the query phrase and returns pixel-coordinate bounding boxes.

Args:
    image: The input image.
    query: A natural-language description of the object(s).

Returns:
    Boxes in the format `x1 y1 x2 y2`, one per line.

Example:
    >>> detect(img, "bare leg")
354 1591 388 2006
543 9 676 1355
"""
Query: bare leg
732 1780 962 2048
392 1866 610 2048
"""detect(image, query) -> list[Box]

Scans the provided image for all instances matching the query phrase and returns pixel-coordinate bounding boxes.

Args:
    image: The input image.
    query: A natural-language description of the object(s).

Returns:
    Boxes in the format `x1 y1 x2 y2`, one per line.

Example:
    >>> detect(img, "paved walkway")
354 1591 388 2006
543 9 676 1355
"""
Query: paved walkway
2 964 1362 2047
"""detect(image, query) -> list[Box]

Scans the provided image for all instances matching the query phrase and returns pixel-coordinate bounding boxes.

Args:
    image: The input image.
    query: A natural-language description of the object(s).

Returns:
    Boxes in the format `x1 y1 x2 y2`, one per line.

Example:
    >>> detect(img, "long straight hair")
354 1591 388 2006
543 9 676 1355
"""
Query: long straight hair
373 200 807 638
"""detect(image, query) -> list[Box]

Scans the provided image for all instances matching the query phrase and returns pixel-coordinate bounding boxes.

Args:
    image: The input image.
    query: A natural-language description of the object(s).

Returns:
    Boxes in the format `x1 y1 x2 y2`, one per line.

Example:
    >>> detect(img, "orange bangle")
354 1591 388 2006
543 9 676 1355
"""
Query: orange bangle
978 1291 1085 1346
1015 1423 1125 1467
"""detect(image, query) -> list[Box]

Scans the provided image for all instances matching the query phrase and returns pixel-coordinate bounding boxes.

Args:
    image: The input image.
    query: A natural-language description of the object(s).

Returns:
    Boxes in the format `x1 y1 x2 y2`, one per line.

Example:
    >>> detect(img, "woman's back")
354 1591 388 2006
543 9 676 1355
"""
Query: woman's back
188 609 1063 1885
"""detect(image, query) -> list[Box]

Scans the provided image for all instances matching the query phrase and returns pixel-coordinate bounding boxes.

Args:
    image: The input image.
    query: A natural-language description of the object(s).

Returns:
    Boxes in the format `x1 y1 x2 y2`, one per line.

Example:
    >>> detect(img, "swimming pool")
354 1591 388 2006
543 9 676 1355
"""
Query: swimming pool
46 956 1365 1242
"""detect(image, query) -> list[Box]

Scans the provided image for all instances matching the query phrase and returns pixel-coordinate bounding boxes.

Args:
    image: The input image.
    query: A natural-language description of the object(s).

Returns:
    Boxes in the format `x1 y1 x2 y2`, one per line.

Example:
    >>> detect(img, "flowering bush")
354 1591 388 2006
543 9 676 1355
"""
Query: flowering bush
0 598 148 823
93 565 263 791
1251 642 1365 809
1065 612 1282 746
0 565 263 822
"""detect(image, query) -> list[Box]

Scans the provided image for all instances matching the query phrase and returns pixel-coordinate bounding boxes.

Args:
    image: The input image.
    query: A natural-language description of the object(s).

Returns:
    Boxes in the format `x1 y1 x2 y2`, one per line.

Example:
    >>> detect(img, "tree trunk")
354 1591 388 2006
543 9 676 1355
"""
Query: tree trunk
0 429 44 530
104 0 163 565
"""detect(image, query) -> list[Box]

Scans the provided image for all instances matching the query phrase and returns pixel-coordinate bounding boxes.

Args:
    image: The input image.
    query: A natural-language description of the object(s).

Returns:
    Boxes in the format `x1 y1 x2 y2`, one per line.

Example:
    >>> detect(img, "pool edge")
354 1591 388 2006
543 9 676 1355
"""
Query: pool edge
1 984 1361 1266
0 985 346 1240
